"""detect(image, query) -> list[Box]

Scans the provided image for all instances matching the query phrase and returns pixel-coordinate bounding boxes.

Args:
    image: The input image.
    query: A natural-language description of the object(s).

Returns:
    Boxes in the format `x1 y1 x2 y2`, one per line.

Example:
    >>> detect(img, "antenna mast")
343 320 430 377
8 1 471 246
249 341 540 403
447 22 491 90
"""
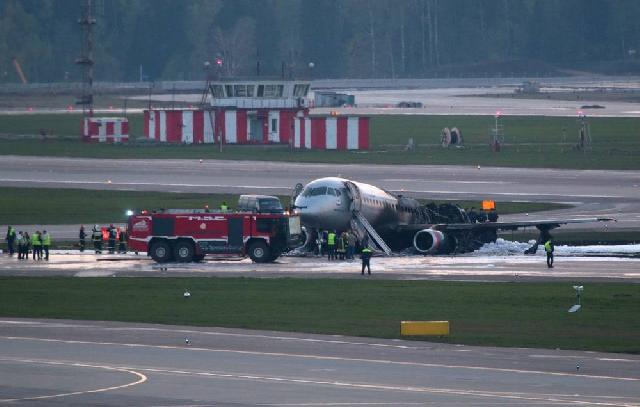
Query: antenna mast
76 0 96 116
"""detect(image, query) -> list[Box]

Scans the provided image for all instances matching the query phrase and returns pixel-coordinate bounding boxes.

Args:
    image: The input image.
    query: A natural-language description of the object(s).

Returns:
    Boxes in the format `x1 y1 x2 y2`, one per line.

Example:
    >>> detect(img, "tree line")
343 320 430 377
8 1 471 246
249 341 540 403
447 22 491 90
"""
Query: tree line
1 0 639 83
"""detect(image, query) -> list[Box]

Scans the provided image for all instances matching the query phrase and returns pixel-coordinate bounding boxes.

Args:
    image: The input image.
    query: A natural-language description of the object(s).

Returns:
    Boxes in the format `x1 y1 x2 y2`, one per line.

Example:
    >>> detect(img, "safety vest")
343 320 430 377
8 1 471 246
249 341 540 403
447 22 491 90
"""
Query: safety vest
362 248 372 253
327 232 336 245
9 227 15 237
31 234 41 245
42 234 51 246
220 204 228 211
544 240 553 253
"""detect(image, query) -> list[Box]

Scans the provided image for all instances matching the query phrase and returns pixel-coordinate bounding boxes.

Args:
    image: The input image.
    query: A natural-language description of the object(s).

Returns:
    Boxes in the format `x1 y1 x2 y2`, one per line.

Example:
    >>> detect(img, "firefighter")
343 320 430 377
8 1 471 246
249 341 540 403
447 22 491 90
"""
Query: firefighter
79 225 86 252
337 232 347 260
31 230 42 260
41 230 51 261
118 227 127 253
360 247 373 275
92 225 102 254
544 238 554 268
327 230 336 260
346 231 356 260
5 226 16 256
108 224 116 254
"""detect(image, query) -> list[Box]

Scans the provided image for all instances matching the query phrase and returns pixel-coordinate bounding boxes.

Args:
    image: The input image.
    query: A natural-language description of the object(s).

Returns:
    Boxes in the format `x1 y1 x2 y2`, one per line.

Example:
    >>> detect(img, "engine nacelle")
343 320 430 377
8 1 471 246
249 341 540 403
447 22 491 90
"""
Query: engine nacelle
413 229 456 254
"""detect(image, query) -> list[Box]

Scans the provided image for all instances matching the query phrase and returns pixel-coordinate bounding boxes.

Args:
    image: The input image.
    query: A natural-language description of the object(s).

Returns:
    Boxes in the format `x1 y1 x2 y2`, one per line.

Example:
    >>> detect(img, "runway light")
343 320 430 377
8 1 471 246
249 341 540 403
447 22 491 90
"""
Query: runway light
477 165 481 170
107 180 112 184
185 338 190 345
125 210 134 216
199 159 203 163
184 289 191 298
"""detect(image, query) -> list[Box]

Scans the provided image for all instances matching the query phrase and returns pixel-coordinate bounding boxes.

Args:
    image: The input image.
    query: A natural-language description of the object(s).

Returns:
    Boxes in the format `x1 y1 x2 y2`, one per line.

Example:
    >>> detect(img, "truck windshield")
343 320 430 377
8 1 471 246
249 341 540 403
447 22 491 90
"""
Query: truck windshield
258 198 283 213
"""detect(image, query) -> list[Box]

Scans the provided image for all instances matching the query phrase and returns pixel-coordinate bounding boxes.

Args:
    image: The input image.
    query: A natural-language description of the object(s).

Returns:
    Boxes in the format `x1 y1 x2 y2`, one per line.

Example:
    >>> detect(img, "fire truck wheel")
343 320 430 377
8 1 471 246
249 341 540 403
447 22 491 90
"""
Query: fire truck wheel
248 241 271 263
174 240 195 263
150 240 172 263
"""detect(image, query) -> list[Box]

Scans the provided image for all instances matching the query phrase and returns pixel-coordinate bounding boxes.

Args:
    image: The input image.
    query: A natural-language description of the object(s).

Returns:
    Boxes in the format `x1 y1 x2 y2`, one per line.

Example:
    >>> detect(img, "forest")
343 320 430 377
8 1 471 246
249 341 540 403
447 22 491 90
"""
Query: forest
1 0 640 83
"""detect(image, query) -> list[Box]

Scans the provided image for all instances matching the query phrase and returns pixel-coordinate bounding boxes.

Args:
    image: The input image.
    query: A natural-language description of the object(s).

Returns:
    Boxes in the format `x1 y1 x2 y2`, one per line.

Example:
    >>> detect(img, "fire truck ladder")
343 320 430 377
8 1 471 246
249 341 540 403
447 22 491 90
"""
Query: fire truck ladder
353 212 392 255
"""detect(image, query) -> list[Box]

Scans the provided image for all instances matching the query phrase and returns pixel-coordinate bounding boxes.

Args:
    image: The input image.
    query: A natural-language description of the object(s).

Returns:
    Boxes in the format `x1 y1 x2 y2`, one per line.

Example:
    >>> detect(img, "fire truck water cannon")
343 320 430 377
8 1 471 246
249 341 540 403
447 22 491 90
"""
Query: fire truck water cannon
127 208 303 264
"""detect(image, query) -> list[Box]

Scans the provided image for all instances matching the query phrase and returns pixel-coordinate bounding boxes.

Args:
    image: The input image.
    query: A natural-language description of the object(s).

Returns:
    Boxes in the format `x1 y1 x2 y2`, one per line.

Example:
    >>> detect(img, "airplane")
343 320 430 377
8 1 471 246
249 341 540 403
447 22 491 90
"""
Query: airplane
292 177 613 255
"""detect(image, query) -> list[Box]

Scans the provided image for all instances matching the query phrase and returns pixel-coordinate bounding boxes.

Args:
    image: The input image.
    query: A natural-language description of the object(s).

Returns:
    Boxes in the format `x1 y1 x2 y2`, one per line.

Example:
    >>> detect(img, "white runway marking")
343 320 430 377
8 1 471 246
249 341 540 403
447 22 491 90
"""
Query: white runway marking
98 364 640 406
0 178 281 190
0 357 147 403
1 336 638 383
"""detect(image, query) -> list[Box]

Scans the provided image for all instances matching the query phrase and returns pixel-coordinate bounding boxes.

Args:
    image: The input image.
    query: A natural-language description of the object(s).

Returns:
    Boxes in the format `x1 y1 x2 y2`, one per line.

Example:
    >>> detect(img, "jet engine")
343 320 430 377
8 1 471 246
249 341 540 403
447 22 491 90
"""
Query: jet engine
413 229 456 255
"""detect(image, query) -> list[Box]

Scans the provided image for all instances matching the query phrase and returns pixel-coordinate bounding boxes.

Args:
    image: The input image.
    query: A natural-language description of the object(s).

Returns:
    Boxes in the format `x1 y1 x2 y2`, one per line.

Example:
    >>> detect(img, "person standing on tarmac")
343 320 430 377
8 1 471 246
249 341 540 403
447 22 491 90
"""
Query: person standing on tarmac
360 247 373 275
79 225 86 252
220 201 229 211
41 230 51 261
347 231 357 260
31 231 42 260
118 227 127 253
327 230 336 260
22 232 30 260
92 226 102 254
16 231 24 259
5 226 16 256
337 232 347 260
108 224 116 254
544 238 554 268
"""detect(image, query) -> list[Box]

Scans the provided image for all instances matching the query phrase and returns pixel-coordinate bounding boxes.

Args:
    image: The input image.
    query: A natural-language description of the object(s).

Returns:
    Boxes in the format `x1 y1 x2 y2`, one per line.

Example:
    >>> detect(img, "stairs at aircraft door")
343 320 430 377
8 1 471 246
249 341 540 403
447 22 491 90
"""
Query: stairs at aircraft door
353 212 392 255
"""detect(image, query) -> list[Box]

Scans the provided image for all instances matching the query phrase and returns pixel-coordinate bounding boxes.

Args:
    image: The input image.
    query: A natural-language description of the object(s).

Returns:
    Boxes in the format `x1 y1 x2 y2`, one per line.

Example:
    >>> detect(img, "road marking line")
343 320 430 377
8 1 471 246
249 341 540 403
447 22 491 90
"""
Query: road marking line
112 365 640 407
0 357 147 403
1 335 638 383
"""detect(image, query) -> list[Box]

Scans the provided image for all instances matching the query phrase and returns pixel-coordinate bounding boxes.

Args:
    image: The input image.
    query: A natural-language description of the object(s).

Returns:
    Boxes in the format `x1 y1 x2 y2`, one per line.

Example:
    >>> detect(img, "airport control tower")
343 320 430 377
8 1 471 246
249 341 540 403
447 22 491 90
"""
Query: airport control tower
207 78 310 144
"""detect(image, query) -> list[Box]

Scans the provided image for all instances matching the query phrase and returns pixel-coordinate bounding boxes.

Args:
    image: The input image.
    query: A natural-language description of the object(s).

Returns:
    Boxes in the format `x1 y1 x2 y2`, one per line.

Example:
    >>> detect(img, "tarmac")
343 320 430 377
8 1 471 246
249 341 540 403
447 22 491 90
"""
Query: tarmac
1 250 639 282
0 318 638 406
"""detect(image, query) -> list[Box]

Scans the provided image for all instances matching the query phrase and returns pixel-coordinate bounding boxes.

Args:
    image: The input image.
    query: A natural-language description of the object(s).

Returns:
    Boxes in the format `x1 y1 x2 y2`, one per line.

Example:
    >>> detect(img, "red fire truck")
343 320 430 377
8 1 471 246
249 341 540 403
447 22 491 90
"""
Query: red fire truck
128 209 302 263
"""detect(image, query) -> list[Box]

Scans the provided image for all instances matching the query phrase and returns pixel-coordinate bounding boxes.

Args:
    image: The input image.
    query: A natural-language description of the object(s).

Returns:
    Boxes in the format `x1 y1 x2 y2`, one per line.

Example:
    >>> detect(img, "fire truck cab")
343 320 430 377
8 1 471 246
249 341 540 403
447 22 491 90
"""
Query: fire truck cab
128 209 302 263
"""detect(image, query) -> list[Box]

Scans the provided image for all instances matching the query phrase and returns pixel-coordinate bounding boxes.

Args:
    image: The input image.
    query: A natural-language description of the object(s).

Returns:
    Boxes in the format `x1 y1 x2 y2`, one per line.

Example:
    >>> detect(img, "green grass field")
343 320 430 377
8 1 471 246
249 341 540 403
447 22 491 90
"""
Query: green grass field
0 187 568 225
0 277 637 353
1 114 639 169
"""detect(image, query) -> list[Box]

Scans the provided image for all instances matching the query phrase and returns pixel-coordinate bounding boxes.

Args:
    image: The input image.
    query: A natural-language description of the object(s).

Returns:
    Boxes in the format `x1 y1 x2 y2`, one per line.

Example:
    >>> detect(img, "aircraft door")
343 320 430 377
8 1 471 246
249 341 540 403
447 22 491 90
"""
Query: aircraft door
345 181 361 213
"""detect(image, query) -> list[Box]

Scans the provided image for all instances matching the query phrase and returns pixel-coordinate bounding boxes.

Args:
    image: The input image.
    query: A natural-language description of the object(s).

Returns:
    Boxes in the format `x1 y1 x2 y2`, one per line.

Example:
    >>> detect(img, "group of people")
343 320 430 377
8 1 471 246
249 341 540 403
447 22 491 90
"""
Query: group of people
5 226 52 260
316 230 374 275
318 230 357 261
84 224 127 254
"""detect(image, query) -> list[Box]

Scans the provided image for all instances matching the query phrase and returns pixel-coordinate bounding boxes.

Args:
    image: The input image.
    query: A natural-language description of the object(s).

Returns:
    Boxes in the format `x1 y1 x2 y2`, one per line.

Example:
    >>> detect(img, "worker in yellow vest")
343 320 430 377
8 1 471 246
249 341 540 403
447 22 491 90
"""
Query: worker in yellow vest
31 231 42 260
360 247 373 275
41 230 51 261
327 230 336 260
544 239 554 268
220 201 229 211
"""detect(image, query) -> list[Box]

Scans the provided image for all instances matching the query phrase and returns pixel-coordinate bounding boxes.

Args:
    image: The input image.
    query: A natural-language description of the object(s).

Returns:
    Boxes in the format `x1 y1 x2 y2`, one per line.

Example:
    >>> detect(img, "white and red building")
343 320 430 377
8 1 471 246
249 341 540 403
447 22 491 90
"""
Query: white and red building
143 79 370 150
82 117 129 143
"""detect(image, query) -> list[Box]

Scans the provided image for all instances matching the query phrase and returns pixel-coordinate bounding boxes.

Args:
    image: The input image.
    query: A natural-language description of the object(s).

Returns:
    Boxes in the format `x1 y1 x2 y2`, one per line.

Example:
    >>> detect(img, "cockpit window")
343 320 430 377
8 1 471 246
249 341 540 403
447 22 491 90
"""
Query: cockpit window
327 187 341 196
302 186 328 197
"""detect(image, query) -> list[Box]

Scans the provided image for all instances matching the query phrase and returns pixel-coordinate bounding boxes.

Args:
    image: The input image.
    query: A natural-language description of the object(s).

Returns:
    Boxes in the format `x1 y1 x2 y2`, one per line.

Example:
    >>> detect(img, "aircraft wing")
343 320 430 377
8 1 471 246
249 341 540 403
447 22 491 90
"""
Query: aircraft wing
432 217 615 232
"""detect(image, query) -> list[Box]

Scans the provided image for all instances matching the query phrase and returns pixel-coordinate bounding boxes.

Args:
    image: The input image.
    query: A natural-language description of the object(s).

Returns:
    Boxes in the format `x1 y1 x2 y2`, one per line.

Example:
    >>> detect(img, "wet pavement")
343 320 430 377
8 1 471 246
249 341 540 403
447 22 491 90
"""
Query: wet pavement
1 250 639 282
